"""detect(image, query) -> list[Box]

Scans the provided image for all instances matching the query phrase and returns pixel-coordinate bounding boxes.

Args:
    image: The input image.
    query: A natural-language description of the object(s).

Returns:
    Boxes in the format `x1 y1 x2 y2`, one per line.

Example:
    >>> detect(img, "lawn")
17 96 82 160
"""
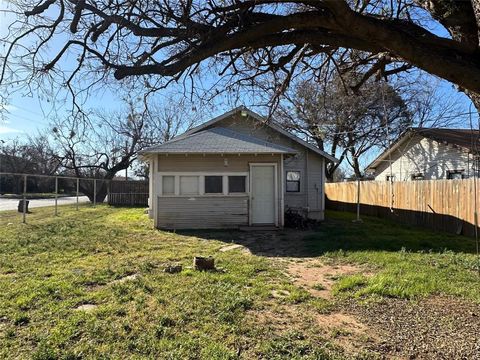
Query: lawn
305 211 480 301
0 205 479 359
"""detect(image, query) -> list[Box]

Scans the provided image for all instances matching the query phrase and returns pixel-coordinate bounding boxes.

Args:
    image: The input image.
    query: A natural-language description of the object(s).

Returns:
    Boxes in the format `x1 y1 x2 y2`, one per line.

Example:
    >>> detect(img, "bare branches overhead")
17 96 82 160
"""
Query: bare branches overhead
1 0 480 107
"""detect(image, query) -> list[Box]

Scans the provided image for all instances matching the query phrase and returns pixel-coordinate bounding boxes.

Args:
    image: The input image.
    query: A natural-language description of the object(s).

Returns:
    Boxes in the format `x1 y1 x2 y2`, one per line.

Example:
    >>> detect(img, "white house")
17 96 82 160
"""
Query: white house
366 128 480 181
140 107 338 229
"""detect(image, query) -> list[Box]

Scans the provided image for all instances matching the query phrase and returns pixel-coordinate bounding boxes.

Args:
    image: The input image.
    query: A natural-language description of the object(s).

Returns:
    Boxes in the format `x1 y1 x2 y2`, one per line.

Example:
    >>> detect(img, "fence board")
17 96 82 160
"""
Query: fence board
108 181 148 206
325 179 480 237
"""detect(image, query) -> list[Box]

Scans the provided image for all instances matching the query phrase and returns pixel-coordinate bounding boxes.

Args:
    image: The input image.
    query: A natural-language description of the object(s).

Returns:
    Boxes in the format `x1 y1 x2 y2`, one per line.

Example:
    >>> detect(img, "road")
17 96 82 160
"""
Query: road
0 196 90 211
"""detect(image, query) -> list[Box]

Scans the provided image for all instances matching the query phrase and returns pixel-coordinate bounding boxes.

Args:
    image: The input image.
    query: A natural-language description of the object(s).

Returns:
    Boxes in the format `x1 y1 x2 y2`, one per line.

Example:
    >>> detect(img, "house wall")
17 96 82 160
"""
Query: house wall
154 153 282 229
209 113 325 218
373 135 474 181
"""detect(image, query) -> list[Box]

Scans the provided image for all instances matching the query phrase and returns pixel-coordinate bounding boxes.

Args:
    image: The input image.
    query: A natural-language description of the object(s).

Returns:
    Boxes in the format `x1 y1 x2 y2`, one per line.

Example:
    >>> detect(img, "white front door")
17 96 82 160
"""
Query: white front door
251 164 276 225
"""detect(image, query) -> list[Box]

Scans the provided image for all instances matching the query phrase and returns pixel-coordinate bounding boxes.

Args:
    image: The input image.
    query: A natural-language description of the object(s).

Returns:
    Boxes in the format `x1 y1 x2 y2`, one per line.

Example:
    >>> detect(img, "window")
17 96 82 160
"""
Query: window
286 171 300 192
411 173 424 181
228 176 246 193
447 170 465 180
386 175 395 182
205 176 223 193
180 176 199 195
162 176 175 194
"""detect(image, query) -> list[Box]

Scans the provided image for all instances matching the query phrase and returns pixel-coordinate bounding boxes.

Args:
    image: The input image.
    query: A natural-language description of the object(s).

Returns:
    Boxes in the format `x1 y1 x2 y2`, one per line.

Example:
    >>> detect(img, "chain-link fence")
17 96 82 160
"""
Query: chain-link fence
0 172 148 224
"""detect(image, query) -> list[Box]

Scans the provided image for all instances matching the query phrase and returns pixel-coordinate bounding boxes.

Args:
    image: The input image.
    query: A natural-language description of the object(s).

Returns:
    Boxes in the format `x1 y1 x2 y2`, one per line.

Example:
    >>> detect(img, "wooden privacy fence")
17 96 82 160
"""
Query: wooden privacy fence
325 179 479 237
108 180 149 207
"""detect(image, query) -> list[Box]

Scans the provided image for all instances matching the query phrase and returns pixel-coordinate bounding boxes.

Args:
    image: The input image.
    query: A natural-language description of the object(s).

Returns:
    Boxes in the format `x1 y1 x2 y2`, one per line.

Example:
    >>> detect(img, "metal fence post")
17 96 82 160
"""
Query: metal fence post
22 174 27 224
93 179 97 208
76 178 79 211
55 177 58 216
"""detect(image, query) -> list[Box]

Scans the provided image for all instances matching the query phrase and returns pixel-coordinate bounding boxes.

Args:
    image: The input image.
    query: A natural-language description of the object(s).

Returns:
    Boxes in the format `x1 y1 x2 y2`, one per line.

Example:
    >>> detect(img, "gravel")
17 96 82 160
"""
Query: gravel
343 296 480 359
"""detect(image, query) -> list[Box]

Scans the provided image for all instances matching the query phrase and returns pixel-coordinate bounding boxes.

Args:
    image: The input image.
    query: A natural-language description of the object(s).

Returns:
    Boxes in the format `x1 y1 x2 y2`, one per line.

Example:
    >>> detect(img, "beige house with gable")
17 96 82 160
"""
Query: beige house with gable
140 107 338 229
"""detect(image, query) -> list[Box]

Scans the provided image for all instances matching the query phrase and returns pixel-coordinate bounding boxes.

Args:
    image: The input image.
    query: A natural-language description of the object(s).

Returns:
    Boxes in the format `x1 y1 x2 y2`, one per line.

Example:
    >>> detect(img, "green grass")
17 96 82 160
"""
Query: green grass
1 205 479 359
306 211 480 301
0 206 338 359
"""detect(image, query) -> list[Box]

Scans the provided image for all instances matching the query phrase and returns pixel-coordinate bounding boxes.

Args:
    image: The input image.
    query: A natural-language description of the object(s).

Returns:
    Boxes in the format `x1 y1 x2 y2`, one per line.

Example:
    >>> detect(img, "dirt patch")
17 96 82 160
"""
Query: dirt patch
315 312 380 356
249 302 382 358
344 296 480 359
286 260 365 299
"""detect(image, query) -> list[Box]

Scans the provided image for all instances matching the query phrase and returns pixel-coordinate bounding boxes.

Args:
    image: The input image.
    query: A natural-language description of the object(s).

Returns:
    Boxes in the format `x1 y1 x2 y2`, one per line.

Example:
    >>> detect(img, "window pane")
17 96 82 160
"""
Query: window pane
180 176 199 195
228 176 246 193
286 171 300 192
287 171 300 181
162 176 174 194
286 181 300 192
205 176 223 193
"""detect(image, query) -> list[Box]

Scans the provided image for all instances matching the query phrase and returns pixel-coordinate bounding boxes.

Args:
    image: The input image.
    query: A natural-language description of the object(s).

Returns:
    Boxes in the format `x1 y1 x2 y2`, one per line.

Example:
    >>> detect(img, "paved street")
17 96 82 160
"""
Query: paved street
0 196 90 211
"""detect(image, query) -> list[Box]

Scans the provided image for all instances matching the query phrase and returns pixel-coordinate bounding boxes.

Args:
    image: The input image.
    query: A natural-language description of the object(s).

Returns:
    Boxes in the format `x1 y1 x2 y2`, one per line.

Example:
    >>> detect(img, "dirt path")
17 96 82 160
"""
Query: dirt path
253 231 480 359
211 229 480 358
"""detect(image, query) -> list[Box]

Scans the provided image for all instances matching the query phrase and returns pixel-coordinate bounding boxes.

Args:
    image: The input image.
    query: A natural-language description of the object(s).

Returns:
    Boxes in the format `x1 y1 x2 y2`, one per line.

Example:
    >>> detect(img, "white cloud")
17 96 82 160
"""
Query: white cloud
0 126 20 134
1 104 18 112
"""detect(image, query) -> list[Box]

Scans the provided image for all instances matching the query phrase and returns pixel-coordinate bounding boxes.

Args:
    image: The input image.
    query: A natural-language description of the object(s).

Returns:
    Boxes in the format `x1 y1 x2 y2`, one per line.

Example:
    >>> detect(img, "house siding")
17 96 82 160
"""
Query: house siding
155 153 282 229
373 135 474 181
157 196 248 229
211 114 325 215
148 111 329 229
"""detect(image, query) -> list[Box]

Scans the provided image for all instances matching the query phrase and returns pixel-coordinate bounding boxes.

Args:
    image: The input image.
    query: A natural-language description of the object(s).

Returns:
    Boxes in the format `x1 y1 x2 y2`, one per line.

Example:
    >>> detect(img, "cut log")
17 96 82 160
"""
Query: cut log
193 256 215 271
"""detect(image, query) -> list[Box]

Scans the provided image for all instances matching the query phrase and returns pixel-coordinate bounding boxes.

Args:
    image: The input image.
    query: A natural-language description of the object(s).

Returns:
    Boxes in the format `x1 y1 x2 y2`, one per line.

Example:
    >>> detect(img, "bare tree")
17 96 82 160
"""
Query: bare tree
1 0 480 112
51 96 198 201
132 96 200 179
276 74 411 180
51 99 149 202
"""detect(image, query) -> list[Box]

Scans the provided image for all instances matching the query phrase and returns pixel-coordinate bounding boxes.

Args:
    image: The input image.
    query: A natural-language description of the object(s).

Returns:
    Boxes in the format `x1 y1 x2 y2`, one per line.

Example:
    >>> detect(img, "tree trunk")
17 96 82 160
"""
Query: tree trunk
79 180 109 203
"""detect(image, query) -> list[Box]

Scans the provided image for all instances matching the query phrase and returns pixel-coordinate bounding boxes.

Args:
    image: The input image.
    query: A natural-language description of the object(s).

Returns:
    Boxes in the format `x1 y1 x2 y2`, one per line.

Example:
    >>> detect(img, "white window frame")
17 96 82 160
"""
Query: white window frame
285 170 302 193
158 172 249 197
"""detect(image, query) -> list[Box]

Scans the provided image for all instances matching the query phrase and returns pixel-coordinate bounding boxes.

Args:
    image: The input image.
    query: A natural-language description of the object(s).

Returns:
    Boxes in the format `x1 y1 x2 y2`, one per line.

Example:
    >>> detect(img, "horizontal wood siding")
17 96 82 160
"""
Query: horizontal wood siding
212 114 326 214
325 179 479 237
307 153 324 212
157 196 248 229
157 153 277 172
374 136 474 180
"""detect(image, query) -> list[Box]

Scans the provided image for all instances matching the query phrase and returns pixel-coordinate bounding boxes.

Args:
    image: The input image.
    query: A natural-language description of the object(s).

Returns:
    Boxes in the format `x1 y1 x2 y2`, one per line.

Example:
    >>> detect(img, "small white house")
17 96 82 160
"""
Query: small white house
140 107 338 229
366 128 480 181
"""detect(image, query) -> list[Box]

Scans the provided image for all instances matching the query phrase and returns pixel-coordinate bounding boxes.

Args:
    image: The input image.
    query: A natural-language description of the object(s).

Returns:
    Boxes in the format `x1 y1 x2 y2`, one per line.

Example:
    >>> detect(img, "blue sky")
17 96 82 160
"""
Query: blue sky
0 0 477 147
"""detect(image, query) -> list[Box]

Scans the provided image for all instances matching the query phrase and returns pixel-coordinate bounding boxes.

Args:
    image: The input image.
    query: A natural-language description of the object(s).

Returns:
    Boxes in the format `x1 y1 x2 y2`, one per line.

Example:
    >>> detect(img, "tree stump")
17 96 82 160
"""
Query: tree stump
193 256 215 271
18 200 29 213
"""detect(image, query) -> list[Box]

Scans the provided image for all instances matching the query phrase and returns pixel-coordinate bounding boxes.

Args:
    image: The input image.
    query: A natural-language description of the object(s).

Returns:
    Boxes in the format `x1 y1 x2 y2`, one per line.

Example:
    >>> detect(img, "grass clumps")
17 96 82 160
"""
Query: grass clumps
306 211 480 302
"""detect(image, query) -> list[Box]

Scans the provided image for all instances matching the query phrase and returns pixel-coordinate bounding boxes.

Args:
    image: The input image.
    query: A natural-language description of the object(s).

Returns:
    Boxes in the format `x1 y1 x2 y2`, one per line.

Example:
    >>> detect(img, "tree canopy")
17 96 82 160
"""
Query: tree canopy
1 0 480 109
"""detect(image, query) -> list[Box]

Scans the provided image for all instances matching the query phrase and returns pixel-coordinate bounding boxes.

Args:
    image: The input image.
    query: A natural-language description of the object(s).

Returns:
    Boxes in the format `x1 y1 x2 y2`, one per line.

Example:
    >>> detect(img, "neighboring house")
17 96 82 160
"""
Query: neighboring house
366 128 480 181
140 107 338 229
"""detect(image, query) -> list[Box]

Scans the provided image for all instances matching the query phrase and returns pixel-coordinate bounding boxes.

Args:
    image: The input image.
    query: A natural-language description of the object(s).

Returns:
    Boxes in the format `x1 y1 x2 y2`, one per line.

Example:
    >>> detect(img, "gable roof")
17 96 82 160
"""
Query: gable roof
140 126 298 155
178 106 338 163
366 127 480 171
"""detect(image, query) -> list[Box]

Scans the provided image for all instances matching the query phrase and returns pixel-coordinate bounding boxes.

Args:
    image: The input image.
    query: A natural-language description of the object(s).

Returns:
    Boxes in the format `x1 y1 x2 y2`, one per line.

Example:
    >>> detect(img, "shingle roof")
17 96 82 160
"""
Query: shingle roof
177 106 338 163
140 127 297 154
412 128 480 152
366 127 480 170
